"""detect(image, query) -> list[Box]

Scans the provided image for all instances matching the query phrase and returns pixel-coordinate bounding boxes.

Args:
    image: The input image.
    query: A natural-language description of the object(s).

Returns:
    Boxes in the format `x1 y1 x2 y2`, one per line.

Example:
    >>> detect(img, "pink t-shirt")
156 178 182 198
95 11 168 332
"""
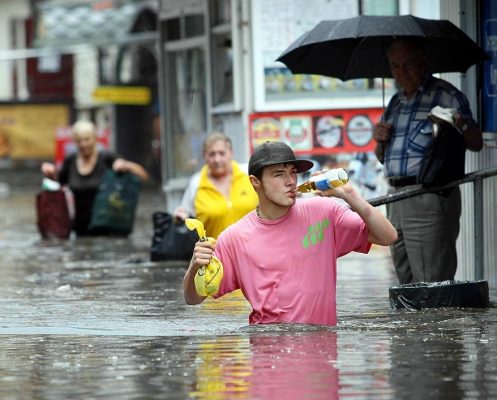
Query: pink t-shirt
213 196 371 326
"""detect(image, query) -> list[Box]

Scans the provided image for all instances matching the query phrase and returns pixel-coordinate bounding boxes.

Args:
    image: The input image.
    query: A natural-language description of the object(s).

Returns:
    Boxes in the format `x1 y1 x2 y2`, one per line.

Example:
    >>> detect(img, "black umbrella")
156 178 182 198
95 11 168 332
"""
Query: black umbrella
276 14 489 80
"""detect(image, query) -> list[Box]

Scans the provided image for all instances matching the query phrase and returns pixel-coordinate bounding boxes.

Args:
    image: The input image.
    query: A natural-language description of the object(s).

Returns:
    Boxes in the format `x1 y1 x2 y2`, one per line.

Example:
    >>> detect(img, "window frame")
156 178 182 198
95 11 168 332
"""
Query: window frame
250 0 398 112
208 0 243 114
160 0 211 181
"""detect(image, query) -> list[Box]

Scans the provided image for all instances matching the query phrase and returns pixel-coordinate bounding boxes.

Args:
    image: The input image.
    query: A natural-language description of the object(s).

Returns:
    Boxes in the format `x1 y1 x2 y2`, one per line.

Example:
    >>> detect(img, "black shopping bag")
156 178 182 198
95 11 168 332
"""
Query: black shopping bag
150 212 197 261
89 170 141 236
36 189 72 240
417 119 466 187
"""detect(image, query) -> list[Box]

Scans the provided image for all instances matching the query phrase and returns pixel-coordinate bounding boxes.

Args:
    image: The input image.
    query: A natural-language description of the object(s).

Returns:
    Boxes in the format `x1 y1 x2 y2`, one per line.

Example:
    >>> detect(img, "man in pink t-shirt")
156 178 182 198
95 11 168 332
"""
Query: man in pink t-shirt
183 141 398 326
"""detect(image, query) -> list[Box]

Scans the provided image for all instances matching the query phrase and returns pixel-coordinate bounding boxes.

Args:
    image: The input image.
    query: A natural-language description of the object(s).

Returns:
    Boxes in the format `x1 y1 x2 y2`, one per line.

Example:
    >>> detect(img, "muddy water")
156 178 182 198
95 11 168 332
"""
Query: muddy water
0 187 496 399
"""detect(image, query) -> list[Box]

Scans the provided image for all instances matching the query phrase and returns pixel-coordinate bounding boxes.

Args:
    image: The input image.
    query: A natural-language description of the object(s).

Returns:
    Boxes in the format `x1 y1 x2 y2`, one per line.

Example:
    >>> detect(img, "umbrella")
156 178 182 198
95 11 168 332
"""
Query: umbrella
276 14 489 80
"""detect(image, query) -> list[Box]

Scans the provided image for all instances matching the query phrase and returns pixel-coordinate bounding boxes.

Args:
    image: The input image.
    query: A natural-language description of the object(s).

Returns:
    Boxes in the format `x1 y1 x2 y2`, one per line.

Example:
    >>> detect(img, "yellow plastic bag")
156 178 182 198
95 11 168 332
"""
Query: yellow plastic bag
185 218 224 297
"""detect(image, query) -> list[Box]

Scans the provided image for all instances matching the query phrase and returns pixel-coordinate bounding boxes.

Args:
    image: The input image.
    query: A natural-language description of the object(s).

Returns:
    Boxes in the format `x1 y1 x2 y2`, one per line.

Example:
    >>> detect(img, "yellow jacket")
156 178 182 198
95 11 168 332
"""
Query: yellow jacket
192 161 258 238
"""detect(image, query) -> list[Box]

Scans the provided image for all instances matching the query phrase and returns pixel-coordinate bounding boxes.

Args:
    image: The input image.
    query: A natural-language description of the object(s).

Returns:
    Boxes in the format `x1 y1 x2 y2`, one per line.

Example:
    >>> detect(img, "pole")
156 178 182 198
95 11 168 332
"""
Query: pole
473 177 484 280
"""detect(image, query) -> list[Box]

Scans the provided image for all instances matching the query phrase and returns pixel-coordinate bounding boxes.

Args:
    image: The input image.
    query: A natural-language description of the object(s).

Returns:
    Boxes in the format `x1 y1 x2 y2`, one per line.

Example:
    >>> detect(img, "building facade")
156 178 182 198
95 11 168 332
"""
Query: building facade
157 0 497 285
0 0 159 178
0 0 495 285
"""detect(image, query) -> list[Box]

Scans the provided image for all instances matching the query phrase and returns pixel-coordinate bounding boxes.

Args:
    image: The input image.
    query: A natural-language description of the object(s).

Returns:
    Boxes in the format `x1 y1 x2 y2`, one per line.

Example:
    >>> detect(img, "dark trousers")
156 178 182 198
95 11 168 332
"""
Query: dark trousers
387 187 461 284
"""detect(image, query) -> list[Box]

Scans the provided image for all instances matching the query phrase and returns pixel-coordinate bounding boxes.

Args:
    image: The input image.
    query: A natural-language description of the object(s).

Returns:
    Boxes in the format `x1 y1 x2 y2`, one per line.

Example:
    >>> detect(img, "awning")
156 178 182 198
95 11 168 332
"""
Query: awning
0 1 158 62
34 0 157 47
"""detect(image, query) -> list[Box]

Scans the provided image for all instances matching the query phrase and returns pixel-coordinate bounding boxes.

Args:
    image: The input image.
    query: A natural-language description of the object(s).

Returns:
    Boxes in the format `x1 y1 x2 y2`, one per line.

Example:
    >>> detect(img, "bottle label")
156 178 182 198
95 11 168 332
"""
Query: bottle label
314 179 332 191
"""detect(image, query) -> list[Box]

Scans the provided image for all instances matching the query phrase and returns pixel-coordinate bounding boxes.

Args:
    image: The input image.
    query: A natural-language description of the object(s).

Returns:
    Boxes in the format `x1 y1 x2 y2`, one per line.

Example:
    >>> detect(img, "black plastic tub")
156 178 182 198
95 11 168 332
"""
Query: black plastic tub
389 280 490 310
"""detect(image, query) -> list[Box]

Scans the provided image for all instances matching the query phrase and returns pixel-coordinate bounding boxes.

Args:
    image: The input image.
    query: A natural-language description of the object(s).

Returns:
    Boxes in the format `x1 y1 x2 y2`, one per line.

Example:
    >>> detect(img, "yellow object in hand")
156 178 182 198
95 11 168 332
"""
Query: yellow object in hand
185 218 224 297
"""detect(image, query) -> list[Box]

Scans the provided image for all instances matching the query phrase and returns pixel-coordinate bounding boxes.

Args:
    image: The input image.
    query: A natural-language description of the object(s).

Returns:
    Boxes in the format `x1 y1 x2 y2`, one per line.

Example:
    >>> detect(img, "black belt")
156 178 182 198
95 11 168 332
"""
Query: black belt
387 176 417 188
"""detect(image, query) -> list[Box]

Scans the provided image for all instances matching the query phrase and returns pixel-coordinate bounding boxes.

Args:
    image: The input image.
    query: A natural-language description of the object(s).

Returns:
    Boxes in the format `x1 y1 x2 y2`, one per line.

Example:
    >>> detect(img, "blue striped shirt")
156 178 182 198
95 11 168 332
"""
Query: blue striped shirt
383 75 475 177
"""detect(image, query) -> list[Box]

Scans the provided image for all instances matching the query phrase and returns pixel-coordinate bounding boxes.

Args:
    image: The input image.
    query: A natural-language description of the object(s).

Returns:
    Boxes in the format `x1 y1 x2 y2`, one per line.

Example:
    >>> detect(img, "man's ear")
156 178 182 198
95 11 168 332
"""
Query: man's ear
249 175 261 189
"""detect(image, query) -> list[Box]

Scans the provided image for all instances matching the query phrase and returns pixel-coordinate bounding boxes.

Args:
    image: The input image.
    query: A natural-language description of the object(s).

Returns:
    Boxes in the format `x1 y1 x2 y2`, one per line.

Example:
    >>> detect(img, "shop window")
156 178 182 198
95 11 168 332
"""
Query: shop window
161 1 208 179
209 0 237 109
165 17 181 40
211 0 231 25
163 13 204 41
211 32 234 106
252 0 398 111
167 48 207 178
361 0 398 15
185 14 205 37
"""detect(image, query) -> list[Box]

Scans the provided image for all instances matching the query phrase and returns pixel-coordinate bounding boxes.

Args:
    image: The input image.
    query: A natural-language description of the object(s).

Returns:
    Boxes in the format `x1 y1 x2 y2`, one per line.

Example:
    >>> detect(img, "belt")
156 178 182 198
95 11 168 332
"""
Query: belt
387 176 417 188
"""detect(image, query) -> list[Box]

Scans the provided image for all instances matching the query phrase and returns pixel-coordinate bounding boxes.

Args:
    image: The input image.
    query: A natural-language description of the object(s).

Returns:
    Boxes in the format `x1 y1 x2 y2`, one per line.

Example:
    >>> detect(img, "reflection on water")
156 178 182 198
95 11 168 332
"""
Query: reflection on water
189 331 339 400
0 190 496 399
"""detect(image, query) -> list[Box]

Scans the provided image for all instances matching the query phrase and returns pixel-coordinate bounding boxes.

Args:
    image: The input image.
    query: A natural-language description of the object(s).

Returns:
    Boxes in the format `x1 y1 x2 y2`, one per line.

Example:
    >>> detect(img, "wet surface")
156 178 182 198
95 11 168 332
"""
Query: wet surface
0 185 496 399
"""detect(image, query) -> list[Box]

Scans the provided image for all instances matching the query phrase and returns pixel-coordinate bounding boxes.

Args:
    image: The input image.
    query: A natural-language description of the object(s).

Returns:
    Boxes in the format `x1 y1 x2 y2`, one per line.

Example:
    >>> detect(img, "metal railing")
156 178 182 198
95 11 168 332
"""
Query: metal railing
367 166 497 280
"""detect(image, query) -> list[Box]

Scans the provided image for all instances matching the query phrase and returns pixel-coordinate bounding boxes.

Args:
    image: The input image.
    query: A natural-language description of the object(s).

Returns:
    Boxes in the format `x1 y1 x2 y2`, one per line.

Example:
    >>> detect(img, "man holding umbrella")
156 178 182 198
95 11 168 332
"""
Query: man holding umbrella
373 37 483 284
277 15 488 284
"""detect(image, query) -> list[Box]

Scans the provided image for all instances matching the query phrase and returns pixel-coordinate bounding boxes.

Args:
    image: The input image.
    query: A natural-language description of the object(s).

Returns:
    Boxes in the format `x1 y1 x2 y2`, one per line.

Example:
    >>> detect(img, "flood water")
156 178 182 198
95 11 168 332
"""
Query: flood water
0 183 496 399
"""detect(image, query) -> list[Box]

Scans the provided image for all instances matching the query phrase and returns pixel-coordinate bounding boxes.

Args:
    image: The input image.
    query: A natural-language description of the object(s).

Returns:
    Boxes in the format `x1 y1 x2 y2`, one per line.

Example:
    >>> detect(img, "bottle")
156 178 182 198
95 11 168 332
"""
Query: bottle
297 168 349 193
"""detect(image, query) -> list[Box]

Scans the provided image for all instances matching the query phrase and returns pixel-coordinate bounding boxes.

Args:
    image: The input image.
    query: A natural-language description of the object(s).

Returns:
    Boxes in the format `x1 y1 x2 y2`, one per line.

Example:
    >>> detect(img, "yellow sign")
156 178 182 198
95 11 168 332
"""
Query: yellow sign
92 86 151 105
0 104 70 160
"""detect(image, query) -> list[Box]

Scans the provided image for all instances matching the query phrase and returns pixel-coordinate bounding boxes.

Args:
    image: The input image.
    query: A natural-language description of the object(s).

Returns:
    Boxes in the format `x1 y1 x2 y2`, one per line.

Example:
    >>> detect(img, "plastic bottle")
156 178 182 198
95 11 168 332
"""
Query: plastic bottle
296 168 349 193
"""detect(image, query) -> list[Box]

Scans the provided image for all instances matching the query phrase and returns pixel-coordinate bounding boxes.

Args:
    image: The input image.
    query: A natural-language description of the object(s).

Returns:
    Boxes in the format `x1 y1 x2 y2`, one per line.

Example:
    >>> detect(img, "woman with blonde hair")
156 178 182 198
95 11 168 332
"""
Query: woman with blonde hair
174 131 258 238
41 120 149 236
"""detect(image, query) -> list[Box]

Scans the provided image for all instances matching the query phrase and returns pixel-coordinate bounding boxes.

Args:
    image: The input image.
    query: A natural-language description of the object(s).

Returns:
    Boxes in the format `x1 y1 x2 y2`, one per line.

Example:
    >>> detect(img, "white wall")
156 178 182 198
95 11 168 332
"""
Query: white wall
73 49 99 108
0 0 30 100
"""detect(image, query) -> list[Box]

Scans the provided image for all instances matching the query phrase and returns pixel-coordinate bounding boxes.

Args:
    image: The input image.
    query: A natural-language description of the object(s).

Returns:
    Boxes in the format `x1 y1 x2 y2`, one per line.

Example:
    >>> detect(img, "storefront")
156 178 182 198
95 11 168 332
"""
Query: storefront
157 0 497 286
158 0 406 207
35 0 159 176
0 0 159 177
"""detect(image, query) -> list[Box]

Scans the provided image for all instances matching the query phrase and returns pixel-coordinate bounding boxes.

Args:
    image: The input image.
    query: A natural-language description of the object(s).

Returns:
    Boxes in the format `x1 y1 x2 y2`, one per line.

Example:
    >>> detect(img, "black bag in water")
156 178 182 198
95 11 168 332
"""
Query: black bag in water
89 170 141 236
150 212 197 261
389 280 489 310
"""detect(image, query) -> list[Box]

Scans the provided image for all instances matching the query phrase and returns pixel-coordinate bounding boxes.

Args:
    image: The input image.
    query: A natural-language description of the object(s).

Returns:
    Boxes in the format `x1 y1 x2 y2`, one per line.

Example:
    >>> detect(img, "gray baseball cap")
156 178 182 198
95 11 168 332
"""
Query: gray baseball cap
248 141 314 176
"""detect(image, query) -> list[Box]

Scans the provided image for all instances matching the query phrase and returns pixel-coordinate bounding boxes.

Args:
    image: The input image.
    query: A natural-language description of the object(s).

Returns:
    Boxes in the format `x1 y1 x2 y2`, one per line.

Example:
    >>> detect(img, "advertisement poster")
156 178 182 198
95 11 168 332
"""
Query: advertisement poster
0 103 71 160
249 108 382 155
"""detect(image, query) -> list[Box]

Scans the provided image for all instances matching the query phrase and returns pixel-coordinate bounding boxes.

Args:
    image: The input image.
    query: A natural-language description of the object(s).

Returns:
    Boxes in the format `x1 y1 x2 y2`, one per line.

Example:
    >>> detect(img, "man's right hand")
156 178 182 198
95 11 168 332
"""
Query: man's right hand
192 239 215 268
183 239 215 305
373 122 393 143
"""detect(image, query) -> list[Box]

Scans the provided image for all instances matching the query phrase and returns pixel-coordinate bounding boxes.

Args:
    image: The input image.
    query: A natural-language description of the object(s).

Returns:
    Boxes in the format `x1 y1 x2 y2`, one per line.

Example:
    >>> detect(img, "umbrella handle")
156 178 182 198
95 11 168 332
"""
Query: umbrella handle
382 77 385 111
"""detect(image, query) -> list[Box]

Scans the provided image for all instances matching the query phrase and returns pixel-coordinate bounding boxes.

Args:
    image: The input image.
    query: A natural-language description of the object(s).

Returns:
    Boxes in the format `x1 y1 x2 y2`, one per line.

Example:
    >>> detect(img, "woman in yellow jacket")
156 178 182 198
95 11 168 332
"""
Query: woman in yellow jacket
174 132 258 238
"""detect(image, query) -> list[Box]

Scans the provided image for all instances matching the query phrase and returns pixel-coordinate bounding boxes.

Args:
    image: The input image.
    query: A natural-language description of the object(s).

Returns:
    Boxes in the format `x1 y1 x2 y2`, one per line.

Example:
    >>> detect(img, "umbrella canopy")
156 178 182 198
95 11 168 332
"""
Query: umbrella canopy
276 14 489 80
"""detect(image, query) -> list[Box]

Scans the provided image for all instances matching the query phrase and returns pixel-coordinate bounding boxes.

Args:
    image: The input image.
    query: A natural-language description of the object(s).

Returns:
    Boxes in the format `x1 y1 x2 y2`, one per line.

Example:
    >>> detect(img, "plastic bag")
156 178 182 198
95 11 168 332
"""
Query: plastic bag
150 212 197 261
389 280 489 310
36 188 72 240
185 218 223 297
417 109 466 187
89 170 141 236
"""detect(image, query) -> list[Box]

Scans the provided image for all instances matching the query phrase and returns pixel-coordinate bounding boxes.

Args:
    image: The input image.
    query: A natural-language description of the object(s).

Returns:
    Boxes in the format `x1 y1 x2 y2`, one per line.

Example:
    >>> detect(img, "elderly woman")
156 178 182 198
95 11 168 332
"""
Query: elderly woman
174 132 258 238
41 120 149 236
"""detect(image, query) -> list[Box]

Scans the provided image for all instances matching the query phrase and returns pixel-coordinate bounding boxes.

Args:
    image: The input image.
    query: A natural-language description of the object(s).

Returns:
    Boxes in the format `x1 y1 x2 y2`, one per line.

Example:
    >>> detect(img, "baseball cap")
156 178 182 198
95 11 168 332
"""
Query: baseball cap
248 141 314 176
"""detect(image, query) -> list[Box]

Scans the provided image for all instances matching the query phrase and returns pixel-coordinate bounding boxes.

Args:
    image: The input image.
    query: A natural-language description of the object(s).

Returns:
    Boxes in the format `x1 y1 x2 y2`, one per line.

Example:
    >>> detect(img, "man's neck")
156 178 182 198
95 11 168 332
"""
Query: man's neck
256 203 291 220
403 74 430 99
